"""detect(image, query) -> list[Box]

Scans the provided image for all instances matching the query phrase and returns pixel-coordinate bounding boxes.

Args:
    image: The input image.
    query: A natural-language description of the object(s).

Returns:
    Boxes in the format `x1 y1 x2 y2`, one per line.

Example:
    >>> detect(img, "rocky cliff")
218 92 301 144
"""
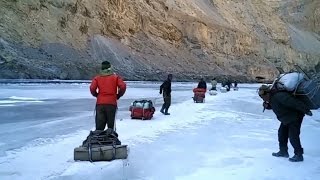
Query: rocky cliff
0 0 319 81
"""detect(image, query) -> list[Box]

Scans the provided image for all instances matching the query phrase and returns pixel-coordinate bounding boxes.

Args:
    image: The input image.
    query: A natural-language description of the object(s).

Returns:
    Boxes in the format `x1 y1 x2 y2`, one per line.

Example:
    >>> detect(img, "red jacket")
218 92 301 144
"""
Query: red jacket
90 74 126 105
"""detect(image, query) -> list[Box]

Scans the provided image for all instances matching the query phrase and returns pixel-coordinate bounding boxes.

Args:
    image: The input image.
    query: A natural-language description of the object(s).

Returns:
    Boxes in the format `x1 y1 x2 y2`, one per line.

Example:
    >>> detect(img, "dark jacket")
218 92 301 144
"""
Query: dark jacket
226 80 231 88
270 91 309 125
197 81 207 89
160 79 172 96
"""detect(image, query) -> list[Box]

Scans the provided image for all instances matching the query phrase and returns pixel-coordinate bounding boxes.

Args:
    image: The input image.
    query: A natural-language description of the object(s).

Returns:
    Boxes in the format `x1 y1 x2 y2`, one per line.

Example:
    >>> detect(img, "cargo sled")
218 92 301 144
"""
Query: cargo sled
193 88 206 103
74 129 128 162
209 90 218 96
220 87 227 93
129 100 155 120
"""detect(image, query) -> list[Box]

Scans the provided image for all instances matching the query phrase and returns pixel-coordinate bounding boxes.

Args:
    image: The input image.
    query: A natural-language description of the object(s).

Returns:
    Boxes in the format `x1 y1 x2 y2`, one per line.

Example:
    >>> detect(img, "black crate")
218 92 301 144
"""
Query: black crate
295 80 320 110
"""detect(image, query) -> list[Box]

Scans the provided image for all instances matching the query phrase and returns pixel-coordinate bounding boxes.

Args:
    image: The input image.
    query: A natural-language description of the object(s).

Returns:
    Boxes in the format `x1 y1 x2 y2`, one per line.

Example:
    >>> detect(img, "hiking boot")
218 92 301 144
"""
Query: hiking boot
289 154 304 162
164 112 170 115
160 109 165 114
272 151 289 158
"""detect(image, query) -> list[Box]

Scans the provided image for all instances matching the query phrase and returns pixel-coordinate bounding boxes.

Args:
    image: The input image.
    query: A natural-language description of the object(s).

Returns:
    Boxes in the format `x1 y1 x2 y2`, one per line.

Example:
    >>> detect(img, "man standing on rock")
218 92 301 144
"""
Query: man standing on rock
90 61 126 130
159 74 173 115
258 85 312 162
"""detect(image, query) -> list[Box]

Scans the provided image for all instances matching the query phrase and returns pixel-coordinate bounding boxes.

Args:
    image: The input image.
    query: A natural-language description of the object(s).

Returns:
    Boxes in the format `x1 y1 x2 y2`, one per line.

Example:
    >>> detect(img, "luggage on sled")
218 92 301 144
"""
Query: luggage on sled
193 88 206 103
209 90 218 96
129 100 155 120
74 129 128 162
220 87 227 93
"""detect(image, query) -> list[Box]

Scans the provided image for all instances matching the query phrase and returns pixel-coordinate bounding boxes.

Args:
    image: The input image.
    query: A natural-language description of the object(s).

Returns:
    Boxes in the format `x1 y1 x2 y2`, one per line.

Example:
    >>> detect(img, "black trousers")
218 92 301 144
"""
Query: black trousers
95 104 117 130
161 95 171 112
278 117 304 155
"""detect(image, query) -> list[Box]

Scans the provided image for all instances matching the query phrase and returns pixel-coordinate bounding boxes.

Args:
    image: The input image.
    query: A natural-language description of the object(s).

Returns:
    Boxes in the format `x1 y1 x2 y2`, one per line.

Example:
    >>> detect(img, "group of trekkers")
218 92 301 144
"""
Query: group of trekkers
89 61 314 163
197 77 237 92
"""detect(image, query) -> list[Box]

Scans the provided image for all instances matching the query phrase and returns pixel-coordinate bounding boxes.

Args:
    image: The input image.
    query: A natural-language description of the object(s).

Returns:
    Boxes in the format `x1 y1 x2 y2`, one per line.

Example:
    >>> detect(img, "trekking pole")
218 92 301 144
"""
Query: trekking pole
93 105 96 130
114 107 118 132
154 94 162 106
294 64 311 80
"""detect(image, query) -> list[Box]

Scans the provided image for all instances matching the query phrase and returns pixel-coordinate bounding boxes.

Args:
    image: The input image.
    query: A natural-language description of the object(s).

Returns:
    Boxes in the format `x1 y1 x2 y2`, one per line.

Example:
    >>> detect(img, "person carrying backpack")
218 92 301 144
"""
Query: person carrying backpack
258 85 312 162
90 61 126 130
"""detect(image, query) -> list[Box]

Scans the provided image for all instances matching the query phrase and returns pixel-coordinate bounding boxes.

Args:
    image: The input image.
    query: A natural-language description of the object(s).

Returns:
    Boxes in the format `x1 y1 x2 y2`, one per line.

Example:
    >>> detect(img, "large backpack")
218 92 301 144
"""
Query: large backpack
129 100 155 120
294 79 320 110
271 70 320 110
273 72 305 92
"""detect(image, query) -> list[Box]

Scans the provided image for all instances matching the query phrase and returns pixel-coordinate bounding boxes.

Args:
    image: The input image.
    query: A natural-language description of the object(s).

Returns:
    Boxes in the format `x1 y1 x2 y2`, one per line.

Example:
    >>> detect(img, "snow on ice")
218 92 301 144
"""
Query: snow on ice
0 82 319 180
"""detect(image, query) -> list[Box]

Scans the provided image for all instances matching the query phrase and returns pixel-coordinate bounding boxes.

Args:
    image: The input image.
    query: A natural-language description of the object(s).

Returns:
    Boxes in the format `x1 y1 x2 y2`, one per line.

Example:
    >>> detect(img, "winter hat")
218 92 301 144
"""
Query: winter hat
101 61 111 70
258 84 271 96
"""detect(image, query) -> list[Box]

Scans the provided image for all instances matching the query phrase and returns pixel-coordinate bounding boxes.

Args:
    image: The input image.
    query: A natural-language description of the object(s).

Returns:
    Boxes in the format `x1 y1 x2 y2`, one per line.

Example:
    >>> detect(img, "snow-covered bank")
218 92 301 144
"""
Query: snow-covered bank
0 93 223 180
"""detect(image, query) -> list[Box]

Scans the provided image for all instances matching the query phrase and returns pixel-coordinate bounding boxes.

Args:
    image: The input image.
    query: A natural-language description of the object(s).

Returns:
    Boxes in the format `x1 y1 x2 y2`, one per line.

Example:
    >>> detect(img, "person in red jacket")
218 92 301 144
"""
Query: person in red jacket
90 61 126 130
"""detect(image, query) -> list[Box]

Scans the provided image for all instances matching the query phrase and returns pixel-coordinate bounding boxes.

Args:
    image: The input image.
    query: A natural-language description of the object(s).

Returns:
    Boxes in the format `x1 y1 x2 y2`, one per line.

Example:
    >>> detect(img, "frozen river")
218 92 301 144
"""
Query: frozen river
0 82 319 180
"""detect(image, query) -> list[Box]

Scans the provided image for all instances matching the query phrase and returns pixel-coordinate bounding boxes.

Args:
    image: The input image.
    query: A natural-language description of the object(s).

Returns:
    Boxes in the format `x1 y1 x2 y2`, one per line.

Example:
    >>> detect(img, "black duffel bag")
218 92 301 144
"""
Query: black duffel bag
82 128 121 148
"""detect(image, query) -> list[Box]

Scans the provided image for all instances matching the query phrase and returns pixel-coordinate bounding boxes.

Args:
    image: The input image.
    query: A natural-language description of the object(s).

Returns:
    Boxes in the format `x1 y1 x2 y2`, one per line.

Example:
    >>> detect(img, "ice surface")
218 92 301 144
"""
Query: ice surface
0 82 319 180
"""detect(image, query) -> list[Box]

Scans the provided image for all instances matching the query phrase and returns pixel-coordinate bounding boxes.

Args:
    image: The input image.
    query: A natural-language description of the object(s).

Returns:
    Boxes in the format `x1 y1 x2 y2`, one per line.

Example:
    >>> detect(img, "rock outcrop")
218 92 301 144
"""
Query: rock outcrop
0 0 319 81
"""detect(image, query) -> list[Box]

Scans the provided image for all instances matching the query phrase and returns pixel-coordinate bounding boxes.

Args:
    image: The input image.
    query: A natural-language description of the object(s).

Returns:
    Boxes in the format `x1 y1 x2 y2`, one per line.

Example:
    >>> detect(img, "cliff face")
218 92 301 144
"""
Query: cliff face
0 0 319 81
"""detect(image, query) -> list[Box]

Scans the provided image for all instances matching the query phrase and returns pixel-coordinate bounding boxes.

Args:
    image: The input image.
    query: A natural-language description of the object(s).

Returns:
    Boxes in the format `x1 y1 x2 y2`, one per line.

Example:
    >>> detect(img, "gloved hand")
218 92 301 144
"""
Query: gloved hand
263 102 272 110
92 92 98 97
117 94 121 100
159 91 162 94
306 110 313 116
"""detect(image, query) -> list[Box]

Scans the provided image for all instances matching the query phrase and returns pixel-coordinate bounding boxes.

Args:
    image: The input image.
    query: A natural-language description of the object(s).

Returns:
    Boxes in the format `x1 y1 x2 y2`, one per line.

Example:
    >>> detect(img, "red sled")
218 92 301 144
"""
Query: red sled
193 88 206 103
129 100 155 120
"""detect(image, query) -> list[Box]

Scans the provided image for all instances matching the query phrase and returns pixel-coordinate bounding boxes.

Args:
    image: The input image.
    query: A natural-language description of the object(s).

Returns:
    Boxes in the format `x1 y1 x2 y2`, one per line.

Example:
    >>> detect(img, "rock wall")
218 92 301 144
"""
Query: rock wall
0 0 319 81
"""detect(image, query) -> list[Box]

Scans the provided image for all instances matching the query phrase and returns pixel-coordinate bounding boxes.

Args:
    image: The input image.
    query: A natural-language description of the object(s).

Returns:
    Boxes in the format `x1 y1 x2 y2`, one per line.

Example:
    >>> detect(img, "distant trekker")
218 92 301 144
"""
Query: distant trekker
211 78 217 91
197 78 207 89
159 74 173 115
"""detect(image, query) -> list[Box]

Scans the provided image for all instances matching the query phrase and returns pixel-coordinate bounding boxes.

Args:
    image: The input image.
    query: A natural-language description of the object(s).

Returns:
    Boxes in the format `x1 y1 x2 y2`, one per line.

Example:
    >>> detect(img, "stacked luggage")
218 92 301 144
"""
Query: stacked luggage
295 79 320 109
209 90 218 96
74 129 128 162
193 88 206 103
272 70 320 110
129 100 155 120
220 87 227 93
